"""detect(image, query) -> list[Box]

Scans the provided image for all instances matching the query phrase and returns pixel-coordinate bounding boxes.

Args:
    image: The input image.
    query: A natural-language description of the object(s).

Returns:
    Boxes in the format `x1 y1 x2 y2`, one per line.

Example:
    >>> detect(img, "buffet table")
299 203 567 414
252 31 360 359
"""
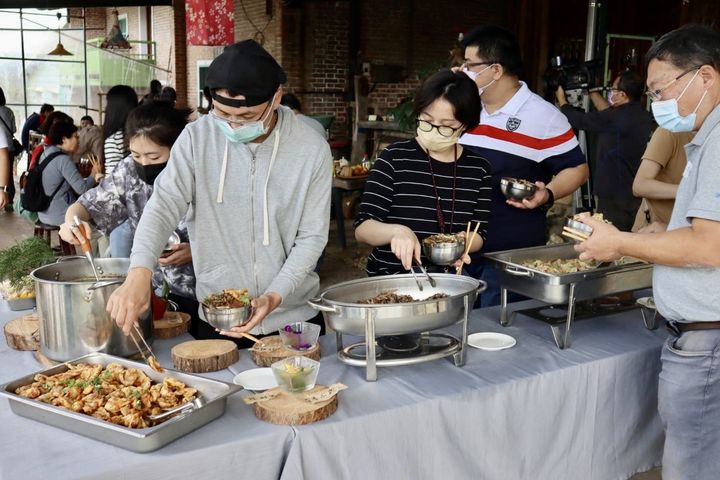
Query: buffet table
0 301 666 480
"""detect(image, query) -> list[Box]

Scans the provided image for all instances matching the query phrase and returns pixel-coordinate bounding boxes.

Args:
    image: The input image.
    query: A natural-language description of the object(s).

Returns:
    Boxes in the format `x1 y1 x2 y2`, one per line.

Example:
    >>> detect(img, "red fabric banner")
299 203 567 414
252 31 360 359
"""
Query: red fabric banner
186 0 234 46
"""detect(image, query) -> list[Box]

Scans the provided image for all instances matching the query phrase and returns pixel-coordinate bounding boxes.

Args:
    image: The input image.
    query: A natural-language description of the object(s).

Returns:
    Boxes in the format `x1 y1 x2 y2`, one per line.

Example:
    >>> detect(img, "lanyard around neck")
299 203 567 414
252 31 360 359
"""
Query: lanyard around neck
425 144 458 234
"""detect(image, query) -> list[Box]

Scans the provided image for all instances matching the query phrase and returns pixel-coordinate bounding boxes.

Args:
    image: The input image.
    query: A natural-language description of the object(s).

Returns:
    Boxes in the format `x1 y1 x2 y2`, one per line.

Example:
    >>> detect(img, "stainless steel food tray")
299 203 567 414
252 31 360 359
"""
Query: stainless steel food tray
484 244 653 349
0 352 242 453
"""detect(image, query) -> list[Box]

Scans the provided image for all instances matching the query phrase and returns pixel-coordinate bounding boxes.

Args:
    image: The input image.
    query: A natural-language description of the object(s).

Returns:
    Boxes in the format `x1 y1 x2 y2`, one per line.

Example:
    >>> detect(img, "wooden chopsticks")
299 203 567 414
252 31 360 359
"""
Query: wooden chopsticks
456 221 481 275
561 226 590 243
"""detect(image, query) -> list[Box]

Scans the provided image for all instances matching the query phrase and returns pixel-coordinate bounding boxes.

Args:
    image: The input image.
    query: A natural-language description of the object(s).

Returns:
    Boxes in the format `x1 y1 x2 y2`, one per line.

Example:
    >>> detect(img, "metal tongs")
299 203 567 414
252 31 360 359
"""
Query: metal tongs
128 324 165 373
73 215 100 282
147 396 205 422
413 258 436 288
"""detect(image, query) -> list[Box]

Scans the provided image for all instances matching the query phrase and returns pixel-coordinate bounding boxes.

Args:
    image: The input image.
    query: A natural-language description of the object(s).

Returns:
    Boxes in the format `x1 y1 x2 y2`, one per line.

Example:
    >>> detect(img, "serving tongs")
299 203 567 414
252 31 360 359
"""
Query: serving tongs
413 258 437 288
73 215 100 282
147 396 205 422
128 324 165 373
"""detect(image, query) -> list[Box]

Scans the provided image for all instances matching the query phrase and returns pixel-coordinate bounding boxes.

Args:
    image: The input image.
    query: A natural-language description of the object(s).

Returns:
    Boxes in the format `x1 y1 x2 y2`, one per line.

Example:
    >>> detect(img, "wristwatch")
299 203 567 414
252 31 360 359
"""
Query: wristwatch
544 187 555 209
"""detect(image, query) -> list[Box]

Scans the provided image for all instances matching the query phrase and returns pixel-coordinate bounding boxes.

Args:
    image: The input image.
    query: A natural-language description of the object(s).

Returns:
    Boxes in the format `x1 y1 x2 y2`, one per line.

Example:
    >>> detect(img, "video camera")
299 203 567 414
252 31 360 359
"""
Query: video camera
542 56 603 101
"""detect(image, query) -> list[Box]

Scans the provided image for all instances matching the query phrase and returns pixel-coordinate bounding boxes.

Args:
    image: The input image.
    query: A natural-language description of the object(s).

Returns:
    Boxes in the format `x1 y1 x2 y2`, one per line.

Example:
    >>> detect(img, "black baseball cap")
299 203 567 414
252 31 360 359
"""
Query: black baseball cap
205 39 287 108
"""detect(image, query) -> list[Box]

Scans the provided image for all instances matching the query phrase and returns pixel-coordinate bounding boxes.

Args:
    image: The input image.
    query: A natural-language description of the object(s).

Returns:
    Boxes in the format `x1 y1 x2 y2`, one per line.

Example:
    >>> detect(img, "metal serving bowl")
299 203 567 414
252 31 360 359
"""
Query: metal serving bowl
308 274 484 336
162 232 181 254
201 303 251 330
500 177 537 201
422 238 465 266
565 218 594 237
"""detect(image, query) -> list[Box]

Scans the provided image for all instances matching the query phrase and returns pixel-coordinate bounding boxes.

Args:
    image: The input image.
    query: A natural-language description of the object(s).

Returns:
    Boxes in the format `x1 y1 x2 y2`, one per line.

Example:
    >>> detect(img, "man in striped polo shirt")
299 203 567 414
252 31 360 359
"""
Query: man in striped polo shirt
458 25 589 307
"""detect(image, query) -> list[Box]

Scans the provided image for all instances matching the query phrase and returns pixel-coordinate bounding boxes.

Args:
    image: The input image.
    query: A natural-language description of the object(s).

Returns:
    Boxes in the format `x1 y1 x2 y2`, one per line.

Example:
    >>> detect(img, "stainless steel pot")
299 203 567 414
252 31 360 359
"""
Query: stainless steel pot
308 274 484 336
30 257 152 362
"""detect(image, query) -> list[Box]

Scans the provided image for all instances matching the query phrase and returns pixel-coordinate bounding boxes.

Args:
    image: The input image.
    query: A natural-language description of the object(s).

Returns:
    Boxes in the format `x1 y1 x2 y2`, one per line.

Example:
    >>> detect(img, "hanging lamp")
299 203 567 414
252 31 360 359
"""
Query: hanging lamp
48 12 72 56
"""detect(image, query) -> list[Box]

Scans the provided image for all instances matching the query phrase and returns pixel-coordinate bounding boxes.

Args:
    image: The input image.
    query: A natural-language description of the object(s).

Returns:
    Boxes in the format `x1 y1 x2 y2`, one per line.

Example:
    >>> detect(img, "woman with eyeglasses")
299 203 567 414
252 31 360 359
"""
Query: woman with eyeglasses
355 70 492 275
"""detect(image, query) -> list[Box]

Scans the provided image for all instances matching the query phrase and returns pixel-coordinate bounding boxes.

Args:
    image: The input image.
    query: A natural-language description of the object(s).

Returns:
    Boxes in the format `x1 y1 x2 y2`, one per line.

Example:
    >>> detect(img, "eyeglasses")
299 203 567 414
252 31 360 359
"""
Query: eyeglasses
645 67 700 101
461 61 497 71
417 119 462 137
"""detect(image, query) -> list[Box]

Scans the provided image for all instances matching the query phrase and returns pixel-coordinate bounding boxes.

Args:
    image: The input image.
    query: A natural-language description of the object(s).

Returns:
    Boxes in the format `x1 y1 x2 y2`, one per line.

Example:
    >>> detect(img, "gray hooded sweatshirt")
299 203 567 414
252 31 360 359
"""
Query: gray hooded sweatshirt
129 106 332 334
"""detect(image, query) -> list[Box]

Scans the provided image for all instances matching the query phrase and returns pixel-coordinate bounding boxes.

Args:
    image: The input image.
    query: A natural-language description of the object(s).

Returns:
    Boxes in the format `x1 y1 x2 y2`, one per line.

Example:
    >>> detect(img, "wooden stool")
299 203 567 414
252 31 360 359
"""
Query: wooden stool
33 222 75 256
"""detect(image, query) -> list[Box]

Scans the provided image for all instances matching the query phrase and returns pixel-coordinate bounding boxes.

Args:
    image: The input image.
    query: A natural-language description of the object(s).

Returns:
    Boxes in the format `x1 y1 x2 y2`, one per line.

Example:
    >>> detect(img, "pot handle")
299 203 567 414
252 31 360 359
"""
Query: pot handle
307 297 337 313
87 280 124 291
56 255 87 263
505 266 533 278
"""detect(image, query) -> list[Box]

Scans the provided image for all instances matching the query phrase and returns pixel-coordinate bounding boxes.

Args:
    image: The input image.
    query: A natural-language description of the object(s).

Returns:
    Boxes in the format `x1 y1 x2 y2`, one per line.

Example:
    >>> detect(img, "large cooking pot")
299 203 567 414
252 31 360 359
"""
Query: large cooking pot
308 274 484 336
30 257 152 362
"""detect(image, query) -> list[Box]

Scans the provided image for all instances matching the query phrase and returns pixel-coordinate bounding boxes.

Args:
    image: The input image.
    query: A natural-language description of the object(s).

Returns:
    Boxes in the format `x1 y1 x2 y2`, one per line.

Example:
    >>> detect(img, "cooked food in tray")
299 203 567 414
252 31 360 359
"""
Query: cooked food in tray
15 362 197 429
202 288 252 309
521 258 598 274
423 233 462 246
357 291 450 304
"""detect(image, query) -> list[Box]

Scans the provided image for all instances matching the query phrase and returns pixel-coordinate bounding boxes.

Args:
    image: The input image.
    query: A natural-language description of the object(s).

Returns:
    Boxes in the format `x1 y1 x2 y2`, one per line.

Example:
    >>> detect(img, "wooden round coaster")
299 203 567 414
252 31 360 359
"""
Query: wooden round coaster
153 311 191 339
4 313 40 351
253 385 338 425
250 335 321 367
171 339 239 373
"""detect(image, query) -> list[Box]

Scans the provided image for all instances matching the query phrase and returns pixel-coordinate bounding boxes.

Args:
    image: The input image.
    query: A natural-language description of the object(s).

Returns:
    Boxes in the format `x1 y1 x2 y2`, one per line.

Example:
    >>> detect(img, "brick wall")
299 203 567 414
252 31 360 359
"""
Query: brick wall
233 0 282 58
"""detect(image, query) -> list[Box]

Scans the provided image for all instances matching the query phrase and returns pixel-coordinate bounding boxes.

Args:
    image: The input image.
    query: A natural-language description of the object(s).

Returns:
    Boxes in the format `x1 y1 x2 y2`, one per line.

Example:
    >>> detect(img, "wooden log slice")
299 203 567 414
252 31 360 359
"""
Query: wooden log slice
153 311 191 339
253 385 338 425
4 313 40 351
171 339 238 373
250 335 321 367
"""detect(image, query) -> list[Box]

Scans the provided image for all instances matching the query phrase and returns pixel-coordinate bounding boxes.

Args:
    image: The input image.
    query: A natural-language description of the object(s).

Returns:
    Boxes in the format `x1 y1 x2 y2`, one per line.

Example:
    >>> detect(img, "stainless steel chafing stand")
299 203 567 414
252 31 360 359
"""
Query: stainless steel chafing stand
484 244 657 349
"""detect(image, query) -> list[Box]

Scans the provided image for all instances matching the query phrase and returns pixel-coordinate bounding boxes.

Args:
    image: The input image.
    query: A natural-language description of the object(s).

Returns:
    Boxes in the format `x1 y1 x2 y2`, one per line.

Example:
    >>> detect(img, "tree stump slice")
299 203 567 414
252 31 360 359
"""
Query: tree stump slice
4 313 40 351
171 339 238 373
251 335 321 367
253 385 338 425
153 311 191 339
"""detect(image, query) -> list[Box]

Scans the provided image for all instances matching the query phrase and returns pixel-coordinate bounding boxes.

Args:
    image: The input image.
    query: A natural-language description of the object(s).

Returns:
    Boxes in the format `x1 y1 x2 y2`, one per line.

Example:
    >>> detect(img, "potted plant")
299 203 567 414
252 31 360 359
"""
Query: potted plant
0 237 55 310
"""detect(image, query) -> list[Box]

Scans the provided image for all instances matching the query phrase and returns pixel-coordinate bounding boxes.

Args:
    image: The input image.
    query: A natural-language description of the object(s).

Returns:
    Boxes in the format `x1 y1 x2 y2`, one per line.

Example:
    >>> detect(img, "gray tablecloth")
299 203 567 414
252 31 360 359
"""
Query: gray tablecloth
279 303 667 480
0 302 292 480
0 300 667 480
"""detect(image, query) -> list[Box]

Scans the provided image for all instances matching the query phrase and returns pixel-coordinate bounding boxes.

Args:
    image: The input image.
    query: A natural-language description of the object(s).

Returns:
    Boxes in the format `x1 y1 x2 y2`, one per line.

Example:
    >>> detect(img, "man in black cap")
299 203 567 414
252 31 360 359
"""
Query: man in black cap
107 40 332 347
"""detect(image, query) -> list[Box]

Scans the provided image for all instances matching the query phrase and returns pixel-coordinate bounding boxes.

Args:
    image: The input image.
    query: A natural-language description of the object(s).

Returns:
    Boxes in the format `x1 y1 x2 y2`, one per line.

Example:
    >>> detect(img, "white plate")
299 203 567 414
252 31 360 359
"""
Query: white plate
233 368 277 391
467 332 516 351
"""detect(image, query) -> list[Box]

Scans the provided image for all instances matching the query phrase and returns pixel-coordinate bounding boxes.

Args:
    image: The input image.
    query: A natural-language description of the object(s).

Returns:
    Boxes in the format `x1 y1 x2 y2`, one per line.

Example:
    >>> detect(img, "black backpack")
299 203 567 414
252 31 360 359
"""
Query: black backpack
20 151 65 212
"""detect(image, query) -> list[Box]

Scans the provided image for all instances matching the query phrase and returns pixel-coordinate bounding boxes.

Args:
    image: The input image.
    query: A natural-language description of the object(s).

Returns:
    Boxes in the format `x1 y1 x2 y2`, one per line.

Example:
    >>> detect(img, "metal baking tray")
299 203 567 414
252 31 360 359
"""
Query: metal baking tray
0 352 243 453
484 244 652 303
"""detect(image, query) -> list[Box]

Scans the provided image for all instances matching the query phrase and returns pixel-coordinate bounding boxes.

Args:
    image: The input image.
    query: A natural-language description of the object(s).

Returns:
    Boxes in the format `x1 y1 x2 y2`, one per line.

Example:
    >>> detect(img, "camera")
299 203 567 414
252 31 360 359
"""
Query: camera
542 56 603 101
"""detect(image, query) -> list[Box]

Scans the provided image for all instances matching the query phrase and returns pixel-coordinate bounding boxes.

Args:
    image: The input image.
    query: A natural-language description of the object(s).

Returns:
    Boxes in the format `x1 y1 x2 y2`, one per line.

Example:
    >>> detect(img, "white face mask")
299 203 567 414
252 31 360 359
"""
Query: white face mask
651 69 706 133
463 64 496 96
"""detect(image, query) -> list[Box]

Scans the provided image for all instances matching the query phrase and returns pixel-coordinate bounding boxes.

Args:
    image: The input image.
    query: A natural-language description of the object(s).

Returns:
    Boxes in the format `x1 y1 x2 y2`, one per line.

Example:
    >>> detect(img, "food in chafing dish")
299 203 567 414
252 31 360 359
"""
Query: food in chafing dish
357 291 450 304
202 288 251 309
422 233 462 246
521 258 598 274
15 362 197 429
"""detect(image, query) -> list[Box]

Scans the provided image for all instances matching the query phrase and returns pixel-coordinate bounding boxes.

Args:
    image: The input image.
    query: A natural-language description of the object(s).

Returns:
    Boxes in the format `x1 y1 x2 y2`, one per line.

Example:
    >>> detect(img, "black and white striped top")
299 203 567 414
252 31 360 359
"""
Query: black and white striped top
103 130 128 175
355 138 492 276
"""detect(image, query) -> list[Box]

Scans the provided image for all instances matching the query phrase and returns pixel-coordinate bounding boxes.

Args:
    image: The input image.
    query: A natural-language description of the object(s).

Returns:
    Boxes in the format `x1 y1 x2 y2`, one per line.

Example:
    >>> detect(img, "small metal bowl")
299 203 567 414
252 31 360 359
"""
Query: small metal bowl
500 177 537 201
162 232 181 254
565 218 594 237
422 237 465 266
6 296 36 311
202 303 252 330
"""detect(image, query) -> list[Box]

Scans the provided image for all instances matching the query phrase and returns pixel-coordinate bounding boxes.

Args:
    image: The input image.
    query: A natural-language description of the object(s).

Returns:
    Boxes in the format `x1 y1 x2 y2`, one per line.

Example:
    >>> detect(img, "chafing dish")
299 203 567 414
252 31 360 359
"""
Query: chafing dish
308 274 484 381
0 352 242 452
484 244 652 349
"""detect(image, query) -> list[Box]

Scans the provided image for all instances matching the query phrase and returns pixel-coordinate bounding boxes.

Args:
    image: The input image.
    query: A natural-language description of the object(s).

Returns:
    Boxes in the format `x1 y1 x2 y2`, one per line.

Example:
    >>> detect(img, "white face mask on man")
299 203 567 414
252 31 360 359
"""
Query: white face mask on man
462 64 497 96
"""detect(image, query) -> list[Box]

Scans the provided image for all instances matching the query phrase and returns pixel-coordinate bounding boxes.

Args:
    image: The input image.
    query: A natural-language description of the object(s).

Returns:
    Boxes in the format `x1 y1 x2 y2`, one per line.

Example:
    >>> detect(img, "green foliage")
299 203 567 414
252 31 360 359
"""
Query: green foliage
0 237 55 289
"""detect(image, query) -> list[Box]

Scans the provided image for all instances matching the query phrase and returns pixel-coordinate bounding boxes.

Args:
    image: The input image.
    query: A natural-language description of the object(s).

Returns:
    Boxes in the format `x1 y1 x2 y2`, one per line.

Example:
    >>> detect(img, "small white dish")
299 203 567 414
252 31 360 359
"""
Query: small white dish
467 332 516 351
233 368 278 391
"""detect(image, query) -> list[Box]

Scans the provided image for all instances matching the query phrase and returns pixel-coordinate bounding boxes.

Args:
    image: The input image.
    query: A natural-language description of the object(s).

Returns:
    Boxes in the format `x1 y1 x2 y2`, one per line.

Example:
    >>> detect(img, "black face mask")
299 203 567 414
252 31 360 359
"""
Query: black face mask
134 160 168 185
